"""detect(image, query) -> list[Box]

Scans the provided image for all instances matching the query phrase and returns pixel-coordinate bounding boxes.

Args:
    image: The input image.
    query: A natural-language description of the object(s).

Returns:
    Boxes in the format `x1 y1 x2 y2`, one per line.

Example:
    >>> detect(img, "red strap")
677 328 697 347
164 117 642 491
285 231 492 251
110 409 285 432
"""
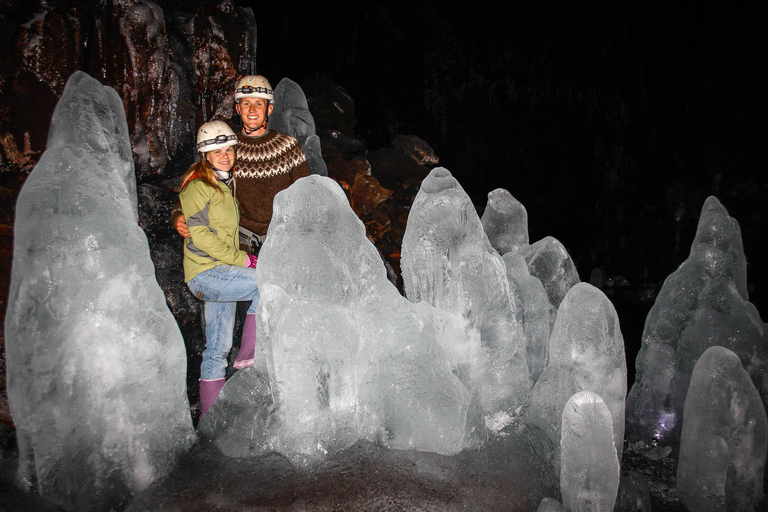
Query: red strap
180 172 201 190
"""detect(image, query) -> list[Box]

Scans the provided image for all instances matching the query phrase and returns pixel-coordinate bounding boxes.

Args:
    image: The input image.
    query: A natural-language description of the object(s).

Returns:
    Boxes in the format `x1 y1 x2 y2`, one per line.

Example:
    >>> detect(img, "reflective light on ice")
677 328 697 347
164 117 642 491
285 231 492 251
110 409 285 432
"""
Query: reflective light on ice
652 411 676 440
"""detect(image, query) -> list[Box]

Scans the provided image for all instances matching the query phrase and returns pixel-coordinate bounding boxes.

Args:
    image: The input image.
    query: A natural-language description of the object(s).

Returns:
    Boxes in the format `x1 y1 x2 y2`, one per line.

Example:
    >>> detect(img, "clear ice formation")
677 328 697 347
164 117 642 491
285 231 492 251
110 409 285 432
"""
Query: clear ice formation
626 196 768 447
4 72 195 511
203 175 486 463
480 189 580 322
401 167 532 416
503 253 551 383
560 391 620 512
521 283 627 463
197 366 273 458
481 188 530 255
537 497 567 511
677 346 767 512
518 236 581 313
269 77 328 176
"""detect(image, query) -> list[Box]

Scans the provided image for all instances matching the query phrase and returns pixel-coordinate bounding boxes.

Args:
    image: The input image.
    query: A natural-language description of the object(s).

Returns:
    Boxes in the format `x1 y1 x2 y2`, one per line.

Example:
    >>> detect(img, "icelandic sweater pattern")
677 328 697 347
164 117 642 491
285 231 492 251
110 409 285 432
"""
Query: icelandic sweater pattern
235 130 310 235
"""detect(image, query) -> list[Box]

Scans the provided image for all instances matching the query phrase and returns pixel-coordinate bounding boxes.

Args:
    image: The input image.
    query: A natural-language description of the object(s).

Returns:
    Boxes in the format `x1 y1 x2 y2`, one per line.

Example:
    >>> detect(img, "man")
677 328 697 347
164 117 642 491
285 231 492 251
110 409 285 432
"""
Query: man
173 75 310 370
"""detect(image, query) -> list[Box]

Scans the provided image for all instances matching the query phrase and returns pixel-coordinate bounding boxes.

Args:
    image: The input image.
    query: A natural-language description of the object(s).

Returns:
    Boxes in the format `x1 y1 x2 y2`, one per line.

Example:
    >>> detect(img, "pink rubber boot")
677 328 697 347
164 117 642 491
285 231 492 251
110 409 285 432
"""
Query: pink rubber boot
233 313 256 369
199 378 226 419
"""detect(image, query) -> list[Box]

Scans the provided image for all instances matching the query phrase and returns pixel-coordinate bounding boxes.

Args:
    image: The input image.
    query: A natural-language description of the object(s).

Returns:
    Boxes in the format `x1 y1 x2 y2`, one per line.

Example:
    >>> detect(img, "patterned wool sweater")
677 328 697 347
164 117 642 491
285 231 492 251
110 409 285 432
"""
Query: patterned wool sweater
234 130 310 235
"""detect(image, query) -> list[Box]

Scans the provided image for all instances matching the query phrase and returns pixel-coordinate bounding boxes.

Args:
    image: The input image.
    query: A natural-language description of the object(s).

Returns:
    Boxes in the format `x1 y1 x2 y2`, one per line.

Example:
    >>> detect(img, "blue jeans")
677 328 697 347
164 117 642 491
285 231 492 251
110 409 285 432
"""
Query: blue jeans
187 265 260 379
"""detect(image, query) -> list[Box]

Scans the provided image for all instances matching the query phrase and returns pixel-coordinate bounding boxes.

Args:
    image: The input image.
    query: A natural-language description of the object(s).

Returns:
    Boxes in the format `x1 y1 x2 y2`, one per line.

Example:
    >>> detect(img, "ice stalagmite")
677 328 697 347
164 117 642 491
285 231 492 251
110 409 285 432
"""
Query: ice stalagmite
203 175 485 463
560 391 620 512
5 72 195 511
504 253 551 384
519 236 580 313
480 188 579 321
481 188 530 256
677 346 767 512
401 167 531 417
269 77 328 176
626 196 768 447
521 283 626 463
537 497 567 511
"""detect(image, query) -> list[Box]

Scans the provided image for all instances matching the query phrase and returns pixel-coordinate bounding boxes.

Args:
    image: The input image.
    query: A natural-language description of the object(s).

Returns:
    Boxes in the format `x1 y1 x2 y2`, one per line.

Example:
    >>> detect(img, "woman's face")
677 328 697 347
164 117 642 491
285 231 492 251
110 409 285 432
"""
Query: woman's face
205 146 235 172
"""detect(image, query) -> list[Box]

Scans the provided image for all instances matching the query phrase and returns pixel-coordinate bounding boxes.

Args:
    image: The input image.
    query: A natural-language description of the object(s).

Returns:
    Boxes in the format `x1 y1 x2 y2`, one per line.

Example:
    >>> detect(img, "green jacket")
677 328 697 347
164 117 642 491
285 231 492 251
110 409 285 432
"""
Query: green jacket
180 178 247 282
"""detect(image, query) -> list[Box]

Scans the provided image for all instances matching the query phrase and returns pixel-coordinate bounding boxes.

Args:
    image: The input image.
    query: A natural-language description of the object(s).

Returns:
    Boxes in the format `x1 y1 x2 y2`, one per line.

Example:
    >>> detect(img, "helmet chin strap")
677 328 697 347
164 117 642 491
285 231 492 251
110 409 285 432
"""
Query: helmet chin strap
238 100 270 136
242 116 268 136
205 155 234 181
214 169 232 181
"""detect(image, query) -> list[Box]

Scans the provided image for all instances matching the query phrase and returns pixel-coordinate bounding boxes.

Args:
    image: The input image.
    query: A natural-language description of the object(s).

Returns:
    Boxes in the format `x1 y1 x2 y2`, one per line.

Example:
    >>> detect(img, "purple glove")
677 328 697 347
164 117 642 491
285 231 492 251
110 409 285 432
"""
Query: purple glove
245 253 258 268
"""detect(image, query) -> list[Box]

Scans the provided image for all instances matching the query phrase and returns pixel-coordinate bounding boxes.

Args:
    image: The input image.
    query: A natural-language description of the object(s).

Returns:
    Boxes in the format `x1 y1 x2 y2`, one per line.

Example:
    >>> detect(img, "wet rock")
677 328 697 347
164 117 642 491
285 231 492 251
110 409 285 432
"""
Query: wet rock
303 74 357 136
368 147 432 191
137 182 205 407
393 134 439 166
0 0 259 182
0 7 86 175
189 2 257 130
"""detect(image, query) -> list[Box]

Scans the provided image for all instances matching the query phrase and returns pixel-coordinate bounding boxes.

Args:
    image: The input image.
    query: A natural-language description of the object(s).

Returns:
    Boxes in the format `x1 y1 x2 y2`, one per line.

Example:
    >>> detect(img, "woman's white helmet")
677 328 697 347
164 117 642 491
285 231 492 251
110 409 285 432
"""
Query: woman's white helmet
196 120 238 152
234 75 273 103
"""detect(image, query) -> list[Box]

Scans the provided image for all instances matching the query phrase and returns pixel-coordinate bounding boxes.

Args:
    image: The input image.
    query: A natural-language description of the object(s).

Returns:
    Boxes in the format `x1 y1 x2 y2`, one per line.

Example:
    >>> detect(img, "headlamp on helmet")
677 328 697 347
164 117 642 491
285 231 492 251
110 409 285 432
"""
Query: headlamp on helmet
234 75 274 103
196 120 238 152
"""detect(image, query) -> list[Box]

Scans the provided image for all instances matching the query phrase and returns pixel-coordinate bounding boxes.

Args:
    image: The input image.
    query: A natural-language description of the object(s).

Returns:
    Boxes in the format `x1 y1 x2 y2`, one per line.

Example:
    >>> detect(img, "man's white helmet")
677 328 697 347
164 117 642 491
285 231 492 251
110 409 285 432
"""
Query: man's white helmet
234 75 273 103
196 120 238 152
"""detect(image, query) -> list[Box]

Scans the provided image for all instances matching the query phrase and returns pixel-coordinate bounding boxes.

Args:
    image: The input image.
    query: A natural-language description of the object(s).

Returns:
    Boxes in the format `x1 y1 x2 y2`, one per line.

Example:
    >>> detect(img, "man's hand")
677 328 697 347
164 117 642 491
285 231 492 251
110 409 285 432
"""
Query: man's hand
175 214 191 239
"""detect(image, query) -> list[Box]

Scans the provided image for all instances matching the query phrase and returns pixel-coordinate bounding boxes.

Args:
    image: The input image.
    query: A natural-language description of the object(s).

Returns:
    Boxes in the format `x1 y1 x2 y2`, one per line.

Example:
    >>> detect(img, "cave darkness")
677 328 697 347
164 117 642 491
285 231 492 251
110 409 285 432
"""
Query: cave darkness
0 1 767 508
0 1 765 388
252 3 768 381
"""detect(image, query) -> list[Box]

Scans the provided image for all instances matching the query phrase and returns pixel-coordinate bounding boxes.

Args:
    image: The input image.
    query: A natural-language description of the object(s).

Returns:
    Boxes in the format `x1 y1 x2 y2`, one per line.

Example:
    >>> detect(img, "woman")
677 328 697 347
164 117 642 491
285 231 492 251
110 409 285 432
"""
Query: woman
179 120 259 419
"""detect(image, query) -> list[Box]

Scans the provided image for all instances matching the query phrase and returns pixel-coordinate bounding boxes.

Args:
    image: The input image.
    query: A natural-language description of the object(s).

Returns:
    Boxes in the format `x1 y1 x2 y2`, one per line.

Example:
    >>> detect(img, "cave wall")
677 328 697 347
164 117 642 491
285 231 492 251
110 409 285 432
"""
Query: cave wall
0 0 260 428
0 0 258 183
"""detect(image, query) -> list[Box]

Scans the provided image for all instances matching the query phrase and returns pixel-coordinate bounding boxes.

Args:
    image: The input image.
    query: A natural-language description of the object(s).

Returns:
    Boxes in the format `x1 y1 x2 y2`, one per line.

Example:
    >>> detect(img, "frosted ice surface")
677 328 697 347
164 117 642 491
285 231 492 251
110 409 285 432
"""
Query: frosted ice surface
537 497 566 511
269 77 316 140
5 71 195 511
560 391 620 512
269 77 328 176
519 236 580 312
197 366 273 458
207 175 486 463
401 167 531 416
677 346 767 512
626 196 768 446
521 283 626 463
481 188 530 255
503 253 550 383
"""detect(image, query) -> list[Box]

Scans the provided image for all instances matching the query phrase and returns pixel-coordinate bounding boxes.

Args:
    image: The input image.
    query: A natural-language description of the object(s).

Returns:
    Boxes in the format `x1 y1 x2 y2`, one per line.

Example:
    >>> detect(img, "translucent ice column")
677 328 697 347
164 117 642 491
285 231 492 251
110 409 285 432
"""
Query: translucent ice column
481 188 530 255
519 236 580 313
521 283 626 463
401 167 531 416
269 77 328 176
537 497 567 511
203 175 485 463
5 71 195 511
677 346 766 512
560 391 620 512
626 196 768 447
480 188 579 320
504 253 551 383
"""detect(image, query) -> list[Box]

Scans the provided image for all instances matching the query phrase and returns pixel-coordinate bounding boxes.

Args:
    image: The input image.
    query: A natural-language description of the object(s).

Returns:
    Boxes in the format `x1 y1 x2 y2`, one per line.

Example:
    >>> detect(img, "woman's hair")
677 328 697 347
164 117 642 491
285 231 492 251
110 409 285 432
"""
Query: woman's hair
179 154 226 194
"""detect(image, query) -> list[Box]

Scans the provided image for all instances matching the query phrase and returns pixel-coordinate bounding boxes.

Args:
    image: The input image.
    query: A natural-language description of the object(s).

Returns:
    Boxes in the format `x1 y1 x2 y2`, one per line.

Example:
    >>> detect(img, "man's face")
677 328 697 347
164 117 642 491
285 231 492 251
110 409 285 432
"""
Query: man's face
236 97 273 135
